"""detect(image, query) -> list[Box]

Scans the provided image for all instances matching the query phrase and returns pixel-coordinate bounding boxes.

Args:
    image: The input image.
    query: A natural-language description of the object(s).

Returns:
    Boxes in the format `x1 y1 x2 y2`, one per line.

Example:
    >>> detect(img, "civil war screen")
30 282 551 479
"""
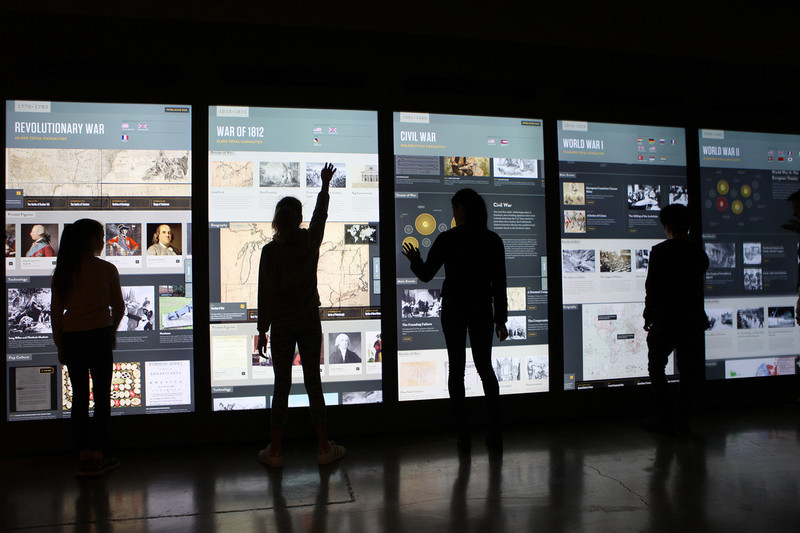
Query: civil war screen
393 112 549 401
5 101 195 420
208 106 382 411
558 120 687 390
699 129 800 380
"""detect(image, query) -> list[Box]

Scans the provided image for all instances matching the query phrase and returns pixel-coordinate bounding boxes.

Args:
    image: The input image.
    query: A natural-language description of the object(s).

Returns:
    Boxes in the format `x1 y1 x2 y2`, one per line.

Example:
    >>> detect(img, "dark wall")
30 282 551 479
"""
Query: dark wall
2 10 798 455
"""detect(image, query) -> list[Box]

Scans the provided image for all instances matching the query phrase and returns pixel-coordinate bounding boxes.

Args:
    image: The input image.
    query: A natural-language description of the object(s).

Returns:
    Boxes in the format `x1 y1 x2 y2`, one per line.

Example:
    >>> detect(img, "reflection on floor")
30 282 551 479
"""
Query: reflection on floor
2 403 799 532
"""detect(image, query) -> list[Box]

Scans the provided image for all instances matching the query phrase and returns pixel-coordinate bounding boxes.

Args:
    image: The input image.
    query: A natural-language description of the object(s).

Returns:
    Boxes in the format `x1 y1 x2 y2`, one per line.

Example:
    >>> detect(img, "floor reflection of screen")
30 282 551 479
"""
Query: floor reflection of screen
5 100 195 421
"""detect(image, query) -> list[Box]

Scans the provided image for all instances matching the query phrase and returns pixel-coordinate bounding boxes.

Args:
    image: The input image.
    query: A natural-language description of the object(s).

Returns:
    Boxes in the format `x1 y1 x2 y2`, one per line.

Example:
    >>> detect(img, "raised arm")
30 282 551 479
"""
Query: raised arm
309 163 335 245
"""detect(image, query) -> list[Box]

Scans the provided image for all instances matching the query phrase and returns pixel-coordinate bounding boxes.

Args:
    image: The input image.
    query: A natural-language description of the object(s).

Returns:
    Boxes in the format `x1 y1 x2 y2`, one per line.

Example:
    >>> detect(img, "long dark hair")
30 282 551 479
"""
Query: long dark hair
52 219 103 296
272 197 303 244
452 188 488 227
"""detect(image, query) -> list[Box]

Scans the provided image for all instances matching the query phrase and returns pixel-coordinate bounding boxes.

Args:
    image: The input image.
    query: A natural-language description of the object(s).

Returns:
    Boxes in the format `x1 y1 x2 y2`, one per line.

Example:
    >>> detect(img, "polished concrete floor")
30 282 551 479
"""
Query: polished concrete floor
2 403 799 532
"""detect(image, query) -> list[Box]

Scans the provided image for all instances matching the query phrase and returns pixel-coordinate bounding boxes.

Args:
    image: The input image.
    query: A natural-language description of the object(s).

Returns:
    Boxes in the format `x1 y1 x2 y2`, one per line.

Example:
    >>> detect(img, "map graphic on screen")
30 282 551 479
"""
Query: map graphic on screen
698 129 800 380
558 120 687 390
208 106 381 410
393 112 549 401
5 101 194 420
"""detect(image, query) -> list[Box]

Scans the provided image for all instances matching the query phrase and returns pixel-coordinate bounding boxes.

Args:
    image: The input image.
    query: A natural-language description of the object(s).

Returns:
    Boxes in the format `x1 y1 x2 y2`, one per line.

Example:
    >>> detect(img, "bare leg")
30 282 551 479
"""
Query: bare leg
270 428 284 455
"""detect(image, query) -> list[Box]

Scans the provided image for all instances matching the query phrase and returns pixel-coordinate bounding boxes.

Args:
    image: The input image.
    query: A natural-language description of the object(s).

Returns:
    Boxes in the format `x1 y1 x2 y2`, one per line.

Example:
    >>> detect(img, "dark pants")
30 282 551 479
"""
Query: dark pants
62 326 114 452
270 313 327 430
647 327 705 420
441 300 500 432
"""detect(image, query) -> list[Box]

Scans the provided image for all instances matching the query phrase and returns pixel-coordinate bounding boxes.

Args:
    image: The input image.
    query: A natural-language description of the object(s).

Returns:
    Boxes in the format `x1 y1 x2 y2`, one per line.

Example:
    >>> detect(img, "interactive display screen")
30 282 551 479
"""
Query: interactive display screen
699 129 800 379
5 100 194 420
208 106 381 410
558 121 687 390
394 112 549 401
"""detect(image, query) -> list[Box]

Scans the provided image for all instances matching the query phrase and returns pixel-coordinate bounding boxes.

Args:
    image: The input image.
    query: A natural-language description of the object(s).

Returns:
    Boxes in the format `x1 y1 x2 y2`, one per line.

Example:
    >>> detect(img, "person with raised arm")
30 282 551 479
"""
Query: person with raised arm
257 162 345 467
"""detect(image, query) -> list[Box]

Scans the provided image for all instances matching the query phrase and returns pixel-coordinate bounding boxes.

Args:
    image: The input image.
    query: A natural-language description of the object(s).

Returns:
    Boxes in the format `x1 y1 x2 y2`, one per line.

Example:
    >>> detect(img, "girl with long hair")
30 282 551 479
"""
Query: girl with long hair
402 188 509 455
52 218 124 476
256 163 345 467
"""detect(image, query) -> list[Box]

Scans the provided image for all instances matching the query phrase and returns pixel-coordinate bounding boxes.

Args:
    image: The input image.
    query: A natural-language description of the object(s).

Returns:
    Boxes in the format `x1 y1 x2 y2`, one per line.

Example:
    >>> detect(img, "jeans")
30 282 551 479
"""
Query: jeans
441 300 500 432
647 327 705 420
62 326 114 452
269 313 327 429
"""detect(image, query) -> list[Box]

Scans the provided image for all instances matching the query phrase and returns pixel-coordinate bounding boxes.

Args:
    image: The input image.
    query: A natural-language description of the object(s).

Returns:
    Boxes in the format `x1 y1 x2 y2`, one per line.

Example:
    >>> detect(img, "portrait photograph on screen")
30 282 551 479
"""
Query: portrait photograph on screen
698 129 800 380
208 106 381 410
393 112 549 401
558 120 687 390
5 100 194 421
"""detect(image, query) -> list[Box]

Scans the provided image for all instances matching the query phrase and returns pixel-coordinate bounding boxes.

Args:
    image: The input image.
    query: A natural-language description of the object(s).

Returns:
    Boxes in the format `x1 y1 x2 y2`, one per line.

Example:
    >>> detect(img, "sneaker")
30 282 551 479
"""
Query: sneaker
258 445 283 468
318 441 346 465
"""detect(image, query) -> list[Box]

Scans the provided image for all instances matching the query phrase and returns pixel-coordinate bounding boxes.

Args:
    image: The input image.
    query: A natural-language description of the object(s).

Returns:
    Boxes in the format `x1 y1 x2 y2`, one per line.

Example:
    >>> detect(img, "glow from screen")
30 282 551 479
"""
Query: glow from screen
393 112 549 401
5 100 194 420
698 129 800 380
207 106 381 410
558 121 687 390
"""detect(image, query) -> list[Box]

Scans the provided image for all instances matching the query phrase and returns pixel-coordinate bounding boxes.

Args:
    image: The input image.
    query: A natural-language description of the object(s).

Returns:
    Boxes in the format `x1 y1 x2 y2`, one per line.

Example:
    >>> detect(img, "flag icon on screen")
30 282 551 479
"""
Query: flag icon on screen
670 139 677 145
660 156 667 161
638 145 645 151
649 155 655 161
121 134 129 141
778 157 785 161
637 137 643 143
768 149 774 155
138 123 148 131
649 139 655 144
328 127 337 134
500 139 508 145
313 138 320 144
487 138 496 145
638 155 644 160
313 127 323 133
659 139 665 144
121 123 129 129
768 156 773 161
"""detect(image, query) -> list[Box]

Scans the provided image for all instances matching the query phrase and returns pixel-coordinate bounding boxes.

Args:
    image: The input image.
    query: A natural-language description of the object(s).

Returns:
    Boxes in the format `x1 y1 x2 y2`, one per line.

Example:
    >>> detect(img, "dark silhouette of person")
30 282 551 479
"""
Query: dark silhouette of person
51 218 124 476
256 162 345 467
781 189 800 325
643 204 709 433
402 188 509 454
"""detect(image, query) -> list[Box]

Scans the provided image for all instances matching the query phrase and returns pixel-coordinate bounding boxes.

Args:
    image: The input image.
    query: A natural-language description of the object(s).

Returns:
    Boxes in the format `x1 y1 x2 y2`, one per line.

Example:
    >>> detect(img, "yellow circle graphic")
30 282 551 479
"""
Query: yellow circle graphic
740 184 752 198
402 236 419 249
717 180 730 195
731 200 744 215
415 213 437 235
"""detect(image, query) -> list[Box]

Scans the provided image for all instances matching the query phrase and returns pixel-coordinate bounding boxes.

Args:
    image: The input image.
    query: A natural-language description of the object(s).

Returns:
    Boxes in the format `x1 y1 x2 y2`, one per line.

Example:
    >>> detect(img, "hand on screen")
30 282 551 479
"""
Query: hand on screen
401 242 420 262
496 323 509 342
320 163 336 186
257 332 269 358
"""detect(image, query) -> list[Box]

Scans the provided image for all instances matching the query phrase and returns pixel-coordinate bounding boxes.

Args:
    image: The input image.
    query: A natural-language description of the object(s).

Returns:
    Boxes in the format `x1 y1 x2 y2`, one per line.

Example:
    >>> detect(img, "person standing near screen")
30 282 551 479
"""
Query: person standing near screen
643 204 709 434
780 190 800 325
257 162 345 467
51 218 125 476
402 188 509 455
